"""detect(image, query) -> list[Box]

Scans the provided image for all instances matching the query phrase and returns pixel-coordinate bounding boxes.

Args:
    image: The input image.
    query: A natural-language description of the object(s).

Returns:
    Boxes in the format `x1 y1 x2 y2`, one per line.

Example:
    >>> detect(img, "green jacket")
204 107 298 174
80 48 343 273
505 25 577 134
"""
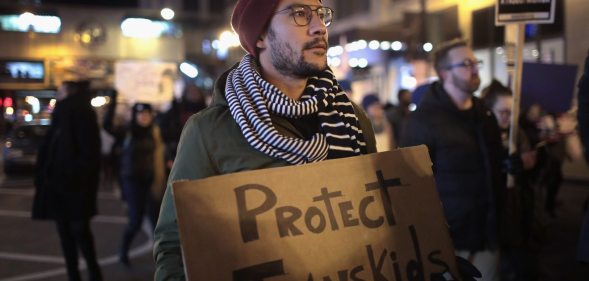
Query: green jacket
153 68 377 280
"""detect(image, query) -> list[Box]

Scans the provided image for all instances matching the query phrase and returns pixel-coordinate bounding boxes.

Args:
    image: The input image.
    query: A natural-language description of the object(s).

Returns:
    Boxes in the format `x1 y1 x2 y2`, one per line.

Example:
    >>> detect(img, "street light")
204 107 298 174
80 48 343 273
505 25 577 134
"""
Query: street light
391 41 403 51
423 42 433 52
161 8 175 20
180 62 199 78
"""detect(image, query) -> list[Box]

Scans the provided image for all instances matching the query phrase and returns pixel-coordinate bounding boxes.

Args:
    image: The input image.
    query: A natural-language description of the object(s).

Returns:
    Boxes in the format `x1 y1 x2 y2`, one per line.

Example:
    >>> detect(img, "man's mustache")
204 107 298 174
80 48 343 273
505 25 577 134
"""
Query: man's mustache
303 38 328 50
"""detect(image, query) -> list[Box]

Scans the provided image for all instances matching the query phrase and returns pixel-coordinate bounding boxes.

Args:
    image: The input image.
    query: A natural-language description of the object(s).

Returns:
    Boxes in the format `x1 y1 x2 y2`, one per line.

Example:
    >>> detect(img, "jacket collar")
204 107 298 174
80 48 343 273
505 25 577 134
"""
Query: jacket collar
210 63 239 108
421 81 490 120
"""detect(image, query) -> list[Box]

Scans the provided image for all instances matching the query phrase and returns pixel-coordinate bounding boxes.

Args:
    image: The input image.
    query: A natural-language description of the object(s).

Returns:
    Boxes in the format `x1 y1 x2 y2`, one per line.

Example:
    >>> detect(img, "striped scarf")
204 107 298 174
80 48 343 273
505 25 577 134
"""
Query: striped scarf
225 55 367 165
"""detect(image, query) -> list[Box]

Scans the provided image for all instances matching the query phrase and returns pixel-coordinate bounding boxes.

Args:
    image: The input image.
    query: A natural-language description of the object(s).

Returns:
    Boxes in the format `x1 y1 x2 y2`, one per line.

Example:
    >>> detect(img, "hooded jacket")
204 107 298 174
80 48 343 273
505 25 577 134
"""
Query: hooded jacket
153 67 377 280
400 81 504 251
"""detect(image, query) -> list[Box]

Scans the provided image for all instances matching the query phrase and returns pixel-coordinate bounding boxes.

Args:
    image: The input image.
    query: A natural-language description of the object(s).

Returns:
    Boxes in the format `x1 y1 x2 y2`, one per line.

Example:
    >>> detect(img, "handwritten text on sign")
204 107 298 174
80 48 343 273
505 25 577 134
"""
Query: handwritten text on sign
173 146 460 280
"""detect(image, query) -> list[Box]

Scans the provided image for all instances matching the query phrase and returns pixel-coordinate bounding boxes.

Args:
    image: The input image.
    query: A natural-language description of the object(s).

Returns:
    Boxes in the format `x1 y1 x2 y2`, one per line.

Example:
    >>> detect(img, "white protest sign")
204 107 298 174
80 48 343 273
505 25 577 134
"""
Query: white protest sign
114 60 176 105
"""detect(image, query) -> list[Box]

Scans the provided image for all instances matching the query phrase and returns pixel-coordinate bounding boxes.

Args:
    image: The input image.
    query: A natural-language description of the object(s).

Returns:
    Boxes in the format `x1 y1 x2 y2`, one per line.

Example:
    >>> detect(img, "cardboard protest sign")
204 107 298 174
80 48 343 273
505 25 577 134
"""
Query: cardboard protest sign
173 145 460 281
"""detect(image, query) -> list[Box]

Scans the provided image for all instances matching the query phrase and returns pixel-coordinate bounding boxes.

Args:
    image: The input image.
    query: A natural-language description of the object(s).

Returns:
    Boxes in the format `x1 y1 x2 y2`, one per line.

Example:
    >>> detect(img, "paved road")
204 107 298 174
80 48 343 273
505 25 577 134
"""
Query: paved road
0 172 588 281
0 175 154 281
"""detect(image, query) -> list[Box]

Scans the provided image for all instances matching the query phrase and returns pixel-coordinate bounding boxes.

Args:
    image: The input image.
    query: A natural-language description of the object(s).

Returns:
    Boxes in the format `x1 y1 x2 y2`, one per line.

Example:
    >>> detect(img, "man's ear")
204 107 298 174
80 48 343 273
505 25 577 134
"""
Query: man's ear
256 34 267 49
439 69 448 81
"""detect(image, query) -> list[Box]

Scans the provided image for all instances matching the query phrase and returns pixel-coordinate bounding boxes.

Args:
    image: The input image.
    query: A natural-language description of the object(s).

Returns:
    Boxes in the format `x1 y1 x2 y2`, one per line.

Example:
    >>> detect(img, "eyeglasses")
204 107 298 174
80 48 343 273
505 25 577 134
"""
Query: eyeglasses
446 59 483 70
274 4 334 27
495 109 512 117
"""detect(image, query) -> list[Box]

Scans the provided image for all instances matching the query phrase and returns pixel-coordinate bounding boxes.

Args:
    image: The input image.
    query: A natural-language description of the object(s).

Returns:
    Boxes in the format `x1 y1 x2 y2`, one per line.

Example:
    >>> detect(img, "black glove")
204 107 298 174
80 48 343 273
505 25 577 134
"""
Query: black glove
431 256 482 281
503 152 523 175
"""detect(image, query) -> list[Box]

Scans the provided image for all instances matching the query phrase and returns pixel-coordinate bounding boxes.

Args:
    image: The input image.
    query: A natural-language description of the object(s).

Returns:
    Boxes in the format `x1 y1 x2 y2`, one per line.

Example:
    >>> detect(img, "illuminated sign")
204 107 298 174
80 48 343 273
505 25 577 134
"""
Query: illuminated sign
0 60 46 88
120 17 181 38
0 13 61 33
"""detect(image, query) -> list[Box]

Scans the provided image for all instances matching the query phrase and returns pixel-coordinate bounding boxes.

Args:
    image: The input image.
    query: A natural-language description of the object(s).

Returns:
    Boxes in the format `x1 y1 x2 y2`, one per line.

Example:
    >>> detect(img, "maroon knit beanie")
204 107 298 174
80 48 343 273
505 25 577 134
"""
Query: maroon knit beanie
231 0 281 57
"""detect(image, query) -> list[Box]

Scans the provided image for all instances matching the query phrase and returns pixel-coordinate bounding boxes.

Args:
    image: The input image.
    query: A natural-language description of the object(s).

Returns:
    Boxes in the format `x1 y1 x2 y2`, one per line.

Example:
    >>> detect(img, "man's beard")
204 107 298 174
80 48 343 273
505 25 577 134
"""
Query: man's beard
267 27 327 78
452 71 481 94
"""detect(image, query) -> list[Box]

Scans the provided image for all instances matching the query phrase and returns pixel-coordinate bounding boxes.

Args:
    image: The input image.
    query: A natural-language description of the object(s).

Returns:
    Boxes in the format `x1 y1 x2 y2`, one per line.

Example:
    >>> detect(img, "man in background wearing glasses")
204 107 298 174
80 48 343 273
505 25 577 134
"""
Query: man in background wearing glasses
153 0 377 279
400 38 504 281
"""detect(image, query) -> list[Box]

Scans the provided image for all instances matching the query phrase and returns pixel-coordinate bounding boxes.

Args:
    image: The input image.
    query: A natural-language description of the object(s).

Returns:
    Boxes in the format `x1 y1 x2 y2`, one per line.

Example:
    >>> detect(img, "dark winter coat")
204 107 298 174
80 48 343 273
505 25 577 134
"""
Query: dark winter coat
400 81 505 252
32 92 101 221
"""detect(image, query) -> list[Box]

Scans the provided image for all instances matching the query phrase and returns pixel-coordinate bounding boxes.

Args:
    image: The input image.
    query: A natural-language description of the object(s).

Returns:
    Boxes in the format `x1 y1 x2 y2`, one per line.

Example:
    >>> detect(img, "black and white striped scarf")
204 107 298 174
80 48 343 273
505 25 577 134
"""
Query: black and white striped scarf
225 55 367 165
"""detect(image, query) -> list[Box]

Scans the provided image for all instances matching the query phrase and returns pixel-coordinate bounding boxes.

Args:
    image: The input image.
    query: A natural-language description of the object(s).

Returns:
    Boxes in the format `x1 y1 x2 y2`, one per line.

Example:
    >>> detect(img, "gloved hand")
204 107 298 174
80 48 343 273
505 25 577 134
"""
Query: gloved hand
503 152 524 175
431 256 482 281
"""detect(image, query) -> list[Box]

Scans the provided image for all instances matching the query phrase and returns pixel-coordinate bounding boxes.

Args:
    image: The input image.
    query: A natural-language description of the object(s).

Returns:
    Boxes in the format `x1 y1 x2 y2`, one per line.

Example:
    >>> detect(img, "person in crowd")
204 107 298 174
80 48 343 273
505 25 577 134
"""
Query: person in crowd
520 104 544 150
521 103 571 218
577 50 589 263
482 81 513 147
32 80 103 281
386 88 412 148
400 38 504 281
362 93 394 151
157 82 207 171
539 112 567 217
103 93 166 267
481 80 537 171
481 79 538 281
152 0 379 279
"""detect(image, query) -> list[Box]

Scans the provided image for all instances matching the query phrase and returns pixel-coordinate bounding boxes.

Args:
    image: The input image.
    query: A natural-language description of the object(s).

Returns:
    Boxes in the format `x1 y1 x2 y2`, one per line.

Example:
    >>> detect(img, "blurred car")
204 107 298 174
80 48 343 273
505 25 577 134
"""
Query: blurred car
3 124 49 175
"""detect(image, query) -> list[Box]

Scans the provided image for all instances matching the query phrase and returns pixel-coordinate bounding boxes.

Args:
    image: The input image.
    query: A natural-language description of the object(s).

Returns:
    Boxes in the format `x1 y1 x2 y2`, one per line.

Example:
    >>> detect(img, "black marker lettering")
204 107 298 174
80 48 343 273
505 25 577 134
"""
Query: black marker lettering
275 206 303 237
233 260 285 281
313 187 343 231
359 196 384 228
305 206 327 234
235 184 277 243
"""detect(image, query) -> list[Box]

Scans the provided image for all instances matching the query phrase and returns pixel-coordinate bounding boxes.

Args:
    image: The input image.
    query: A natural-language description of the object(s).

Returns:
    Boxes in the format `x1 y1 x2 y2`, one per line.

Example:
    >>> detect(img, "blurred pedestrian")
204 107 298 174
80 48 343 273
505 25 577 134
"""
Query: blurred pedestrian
386 88 412 148
400 38 504 281
577 50 589 263
103 93 165 266
539 113 567 217
362 93 394 151
157 82 207 172
32 80 103 281
482 79 538 281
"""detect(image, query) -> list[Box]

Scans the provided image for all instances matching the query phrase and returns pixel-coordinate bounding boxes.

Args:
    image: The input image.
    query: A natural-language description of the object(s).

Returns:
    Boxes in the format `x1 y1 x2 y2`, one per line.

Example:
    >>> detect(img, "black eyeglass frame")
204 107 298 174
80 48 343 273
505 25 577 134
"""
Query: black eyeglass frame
274 4 334 27
445 59 483 70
